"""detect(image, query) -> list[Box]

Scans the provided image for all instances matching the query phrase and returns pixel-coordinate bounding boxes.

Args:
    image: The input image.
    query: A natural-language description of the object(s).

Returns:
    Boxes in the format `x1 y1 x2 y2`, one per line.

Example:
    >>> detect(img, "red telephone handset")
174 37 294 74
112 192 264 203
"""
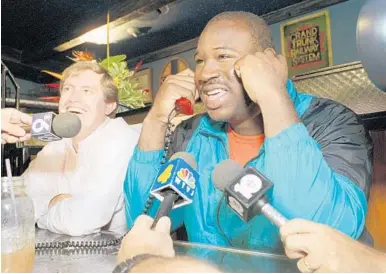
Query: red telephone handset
175 97 194 115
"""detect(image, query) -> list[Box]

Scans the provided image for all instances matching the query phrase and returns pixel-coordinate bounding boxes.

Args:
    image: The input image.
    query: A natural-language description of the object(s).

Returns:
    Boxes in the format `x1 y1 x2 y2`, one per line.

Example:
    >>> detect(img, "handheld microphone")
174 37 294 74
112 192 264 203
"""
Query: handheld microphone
30 112 82 142
212 160 288 227
150 152 199 228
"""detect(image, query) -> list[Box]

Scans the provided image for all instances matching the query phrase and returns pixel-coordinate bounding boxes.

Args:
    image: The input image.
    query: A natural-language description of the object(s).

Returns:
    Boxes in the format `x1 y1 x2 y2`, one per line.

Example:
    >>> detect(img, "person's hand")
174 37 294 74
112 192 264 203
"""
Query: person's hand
280 218 386 273
234 49 288 104
147 69 199 124
48 193 73 209
1 108 32 144
117 215 175 264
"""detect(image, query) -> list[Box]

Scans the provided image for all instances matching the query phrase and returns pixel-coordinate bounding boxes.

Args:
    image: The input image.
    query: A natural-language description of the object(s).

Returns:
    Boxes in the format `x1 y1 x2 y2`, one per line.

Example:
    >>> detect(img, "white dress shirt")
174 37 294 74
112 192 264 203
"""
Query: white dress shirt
23 117 139 236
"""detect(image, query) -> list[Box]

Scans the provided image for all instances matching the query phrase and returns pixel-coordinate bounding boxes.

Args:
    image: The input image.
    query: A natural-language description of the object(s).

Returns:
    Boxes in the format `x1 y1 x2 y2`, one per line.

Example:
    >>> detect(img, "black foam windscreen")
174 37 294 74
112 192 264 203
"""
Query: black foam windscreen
170 151 197 170
212 159 243 192
52 112 82 138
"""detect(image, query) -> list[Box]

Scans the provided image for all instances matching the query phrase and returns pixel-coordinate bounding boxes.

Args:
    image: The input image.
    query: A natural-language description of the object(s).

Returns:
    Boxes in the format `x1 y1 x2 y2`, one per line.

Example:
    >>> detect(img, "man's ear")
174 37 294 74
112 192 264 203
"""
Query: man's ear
105 101 117 116
264 48 277 55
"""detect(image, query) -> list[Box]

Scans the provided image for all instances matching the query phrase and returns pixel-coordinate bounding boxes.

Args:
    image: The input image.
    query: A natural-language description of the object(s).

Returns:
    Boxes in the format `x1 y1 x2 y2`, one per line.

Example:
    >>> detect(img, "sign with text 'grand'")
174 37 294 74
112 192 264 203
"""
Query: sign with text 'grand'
280 10 333 77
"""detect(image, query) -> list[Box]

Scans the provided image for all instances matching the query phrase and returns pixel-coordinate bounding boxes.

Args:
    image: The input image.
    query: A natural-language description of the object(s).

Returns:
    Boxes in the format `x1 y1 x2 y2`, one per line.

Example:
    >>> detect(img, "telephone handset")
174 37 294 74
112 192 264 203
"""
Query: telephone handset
175 97 194 115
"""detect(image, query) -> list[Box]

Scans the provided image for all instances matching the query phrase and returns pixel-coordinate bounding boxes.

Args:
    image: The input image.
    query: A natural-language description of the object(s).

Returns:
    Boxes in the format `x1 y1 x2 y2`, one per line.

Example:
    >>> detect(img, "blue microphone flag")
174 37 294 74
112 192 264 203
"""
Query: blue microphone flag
150 157 199 209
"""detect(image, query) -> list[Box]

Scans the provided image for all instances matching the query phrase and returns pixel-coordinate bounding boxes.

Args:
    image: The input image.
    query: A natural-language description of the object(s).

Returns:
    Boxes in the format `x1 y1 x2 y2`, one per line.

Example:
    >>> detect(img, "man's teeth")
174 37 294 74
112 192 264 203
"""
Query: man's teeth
68 108 83 114
207 89 225 96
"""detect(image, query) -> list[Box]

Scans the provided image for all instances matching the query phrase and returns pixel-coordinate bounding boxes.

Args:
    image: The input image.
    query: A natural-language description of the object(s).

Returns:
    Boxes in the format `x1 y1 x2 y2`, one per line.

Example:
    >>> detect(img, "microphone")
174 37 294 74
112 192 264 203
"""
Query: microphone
212 160 288 227
30 112 82 142
150 152 199 227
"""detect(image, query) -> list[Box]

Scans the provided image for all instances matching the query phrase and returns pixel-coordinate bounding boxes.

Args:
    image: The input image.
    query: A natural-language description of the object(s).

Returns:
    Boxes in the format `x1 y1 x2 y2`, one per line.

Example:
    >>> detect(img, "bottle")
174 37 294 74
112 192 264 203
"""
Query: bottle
1 176 35 272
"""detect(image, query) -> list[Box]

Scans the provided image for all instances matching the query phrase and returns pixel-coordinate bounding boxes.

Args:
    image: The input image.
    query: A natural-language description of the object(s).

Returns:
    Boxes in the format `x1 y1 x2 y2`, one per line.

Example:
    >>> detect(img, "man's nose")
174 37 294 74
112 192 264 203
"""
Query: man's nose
68 90 82 103
197 60 220 84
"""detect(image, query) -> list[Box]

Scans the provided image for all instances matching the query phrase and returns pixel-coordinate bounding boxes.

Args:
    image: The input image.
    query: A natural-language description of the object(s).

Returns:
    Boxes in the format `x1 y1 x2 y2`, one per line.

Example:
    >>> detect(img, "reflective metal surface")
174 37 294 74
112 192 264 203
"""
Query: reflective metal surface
33 229 299 273
174 241 299 273
292 61 386 114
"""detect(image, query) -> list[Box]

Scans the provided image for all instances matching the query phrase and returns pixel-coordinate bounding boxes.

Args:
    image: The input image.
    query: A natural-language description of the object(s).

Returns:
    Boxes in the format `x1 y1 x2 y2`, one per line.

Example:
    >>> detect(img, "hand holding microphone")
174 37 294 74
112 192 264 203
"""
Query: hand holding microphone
212 159 287 227
2 108 82 144
280 218 386 273
117 215 175 264
149 152 199 228
1 108 33 144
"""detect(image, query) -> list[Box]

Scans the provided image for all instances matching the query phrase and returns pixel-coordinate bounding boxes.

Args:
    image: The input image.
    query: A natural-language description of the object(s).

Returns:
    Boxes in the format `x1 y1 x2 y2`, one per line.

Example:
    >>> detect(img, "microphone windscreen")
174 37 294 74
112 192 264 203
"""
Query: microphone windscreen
52 112 82 138
170 152 197 170
212 159 243 191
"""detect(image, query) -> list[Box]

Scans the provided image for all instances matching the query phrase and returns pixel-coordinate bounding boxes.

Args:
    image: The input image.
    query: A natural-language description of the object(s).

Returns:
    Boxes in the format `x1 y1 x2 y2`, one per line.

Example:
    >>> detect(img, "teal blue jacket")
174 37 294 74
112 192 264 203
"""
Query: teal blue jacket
123 80 371 252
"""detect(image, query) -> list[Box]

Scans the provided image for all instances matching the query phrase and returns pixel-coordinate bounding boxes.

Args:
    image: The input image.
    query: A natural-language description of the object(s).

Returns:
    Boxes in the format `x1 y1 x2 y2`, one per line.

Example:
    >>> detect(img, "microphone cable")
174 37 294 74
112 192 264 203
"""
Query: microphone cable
142 107 177 215
216 193 233 247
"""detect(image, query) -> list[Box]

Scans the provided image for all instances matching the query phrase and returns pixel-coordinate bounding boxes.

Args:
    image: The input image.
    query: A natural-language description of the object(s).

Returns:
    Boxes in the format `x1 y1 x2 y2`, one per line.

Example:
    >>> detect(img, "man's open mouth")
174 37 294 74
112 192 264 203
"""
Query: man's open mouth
202 88 228 110
67 107 85 114
206 89 227 96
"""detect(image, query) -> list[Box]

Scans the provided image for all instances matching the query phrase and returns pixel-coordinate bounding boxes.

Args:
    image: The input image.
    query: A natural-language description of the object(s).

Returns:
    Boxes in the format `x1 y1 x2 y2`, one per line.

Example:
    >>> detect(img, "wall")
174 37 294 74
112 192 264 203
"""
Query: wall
141 50 197 99
5 77 43 101
5 77 41 94
366 130 386 251
142 0 367 96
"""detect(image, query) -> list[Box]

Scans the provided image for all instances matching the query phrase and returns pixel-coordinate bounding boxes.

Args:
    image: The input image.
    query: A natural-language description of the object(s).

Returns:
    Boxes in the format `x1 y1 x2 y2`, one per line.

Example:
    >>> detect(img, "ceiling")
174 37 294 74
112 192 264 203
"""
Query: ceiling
2 0 347 85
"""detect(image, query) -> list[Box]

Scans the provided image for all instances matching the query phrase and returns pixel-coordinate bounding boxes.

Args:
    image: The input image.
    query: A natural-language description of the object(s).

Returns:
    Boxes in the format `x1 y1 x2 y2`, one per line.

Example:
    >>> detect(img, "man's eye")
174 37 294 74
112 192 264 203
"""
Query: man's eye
218 54 231 60
62 87 71 92
195 59 204 65
83 89 92 93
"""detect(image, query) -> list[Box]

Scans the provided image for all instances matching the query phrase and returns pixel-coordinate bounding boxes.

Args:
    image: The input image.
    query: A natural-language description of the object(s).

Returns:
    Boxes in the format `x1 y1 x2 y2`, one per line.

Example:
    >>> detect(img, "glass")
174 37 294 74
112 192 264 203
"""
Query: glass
1 177 35 273
31 229 299 272
174 241 299 273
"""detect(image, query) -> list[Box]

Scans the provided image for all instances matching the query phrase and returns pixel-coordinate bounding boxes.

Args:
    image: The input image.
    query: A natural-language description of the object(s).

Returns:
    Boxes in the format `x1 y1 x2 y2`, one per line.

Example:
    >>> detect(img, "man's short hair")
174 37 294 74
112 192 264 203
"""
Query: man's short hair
206 11 275 51
60 61 119 117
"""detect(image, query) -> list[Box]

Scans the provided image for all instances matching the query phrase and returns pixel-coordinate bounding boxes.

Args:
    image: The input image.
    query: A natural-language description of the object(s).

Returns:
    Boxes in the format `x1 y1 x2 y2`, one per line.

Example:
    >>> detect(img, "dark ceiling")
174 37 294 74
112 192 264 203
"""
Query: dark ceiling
2 0 346 84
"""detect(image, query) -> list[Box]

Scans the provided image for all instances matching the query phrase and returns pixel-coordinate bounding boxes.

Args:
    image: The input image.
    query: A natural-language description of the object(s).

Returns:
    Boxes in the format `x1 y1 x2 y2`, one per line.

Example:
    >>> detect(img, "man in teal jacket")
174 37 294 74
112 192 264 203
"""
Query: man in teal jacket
123 11 372 253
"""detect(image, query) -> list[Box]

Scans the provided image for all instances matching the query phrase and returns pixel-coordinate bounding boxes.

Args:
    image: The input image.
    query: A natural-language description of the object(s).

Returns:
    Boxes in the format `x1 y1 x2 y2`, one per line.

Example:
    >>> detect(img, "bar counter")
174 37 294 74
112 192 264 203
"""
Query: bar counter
33 229 298 272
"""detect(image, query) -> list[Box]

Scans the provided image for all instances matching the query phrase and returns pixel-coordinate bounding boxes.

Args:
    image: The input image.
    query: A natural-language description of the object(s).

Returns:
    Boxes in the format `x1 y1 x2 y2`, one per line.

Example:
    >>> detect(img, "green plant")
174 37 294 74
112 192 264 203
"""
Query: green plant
99 55 146 109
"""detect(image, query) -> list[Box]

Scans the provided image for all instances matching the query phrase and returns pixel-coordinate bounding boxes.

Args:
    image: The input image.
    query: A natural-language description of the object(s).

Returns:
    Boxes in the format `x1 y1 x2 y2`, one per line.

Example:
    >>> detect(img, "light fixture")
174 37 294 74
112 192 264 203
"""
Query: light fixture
54 20 135 52
54 3 167 52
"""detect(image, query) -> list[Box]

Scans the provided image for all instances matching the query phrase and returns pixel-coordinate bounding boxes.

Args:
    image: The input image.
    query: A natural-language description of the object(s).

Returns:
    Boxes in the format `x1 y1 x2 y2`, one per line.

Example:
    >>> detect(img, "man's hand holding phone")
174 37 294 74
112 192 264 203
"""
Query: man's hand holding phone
147 68 198 124
139 69 199 150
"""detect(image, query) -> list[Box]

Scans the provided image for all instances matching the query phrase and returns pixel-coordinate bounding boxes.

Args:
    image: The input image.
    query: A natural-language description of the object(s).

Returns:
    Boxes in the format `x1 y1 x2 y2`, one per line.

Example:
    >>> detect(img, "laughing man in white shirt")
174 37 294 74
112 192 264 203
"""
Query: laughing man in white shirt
23 61 139 236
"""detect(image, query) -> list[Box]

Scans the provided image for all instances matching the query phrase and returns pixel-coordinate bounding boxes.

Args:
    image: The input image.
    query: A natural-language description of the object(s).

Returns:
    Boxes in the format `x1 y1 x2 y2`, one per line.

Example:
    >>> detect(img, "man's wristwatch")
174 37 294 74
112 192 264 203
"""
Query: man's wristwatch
112 254 157 273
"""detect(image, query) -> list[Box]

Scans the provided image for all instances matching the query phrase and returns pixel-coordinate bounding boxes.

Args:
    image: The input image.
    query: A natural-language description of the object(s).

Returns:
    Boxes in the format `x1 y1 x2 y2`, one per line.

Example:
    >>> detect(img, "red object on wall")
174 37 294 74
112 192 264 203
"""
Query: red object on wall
39 96 60 102
44 83 60 89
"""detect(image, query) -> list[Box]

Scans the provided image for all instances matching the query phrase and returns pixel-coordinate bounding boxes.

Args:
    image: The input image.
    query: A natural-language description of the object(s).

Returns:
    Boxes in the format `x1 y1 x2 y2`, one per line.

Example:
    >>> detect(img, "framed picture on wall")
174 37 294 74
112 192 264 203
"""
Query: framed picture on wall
131 68 153 104
159 57 189 86
280 10 333 77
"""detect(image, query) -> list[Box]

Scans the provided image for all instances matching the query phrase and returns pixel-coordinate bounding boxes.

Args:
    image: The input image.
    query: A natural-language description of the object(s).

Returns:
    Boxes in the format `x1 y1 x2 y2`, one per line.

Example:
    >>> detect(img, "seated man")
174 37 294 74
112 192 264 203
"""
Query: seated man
24 61 139 236
124 11 372 251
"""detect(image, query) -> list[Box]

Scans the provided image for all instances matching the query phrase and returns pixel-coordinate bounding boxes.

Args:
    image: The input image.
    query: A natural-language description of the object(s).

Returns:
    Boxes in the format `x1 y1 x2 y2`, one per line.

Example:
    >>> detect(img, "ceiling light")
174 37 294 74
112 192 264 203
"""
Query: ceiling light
54 14 146 52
